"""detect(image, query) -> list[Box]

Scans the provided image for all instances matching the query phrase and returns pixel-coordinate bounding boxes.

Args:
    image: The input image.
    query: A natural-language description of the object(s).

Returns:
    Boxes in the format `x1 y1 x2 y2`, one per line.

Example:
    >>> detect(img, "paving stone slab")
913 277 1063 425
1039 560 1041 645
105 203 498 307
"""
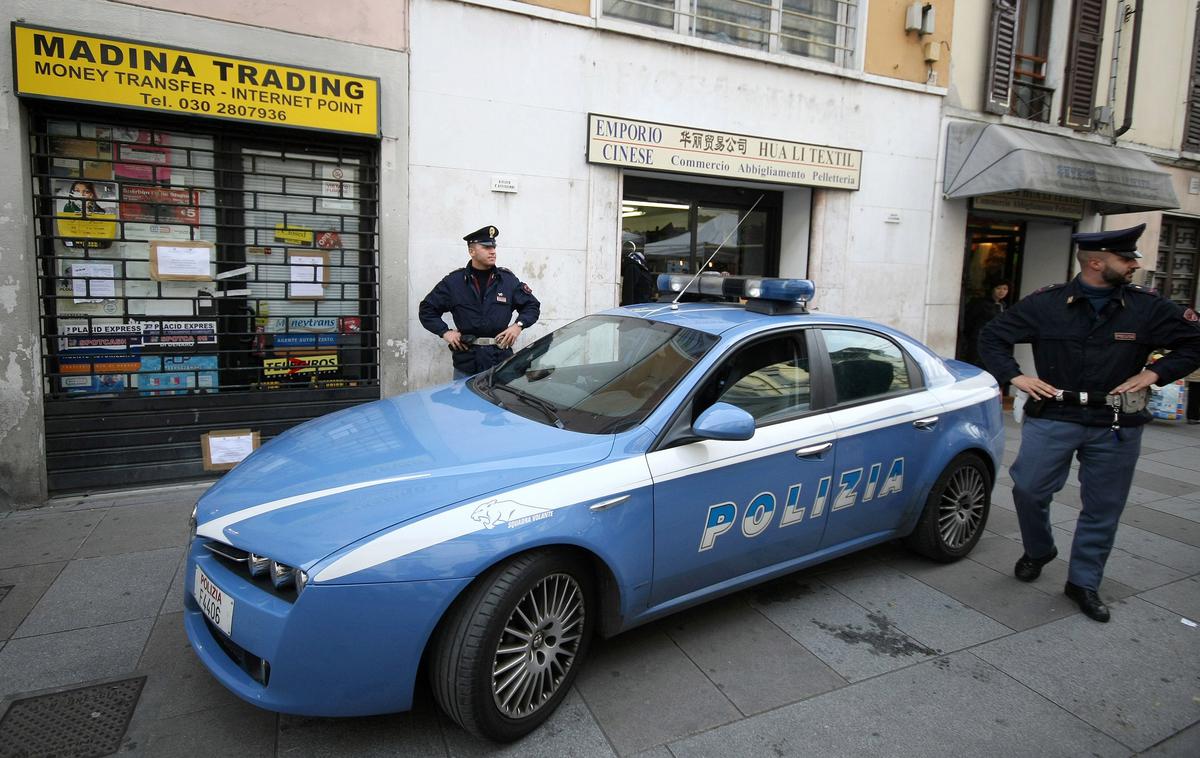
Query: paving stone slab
1132 469 1200 499
133 613 245 722
121 702 277 757
1137 576 1200 622
575 627 739 755
974 597 1200 752
441 688 613 757
277 699 446 757
1110 522 1200 573
944 535 1139 602
75 500 194 559
1139 426 1200 450
1140 497 1200 522
0 510 101 569
0 563 65 641
14 547 182 637
663 594 846 716
161 552 188 616
891 554 1075 631
1050 526 1189 592
1144 447 1200 473
1138 458 1200 488
1120 506 1200 546
666 651 1127 758
821 565 1011 651
0 618 154 700
1137 721 1200 757
748 575 939 682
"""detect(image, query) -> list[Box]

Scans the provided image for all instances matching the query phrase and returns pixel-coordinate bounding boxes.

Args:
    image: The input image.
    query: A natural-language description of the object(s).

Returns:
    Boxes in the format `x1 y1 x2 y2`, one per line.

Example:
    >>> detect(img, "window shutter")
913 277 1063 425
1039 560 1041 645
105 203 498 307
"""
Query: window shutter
985 0 1020 115
1184 8 1200 150
1061 0 1106 129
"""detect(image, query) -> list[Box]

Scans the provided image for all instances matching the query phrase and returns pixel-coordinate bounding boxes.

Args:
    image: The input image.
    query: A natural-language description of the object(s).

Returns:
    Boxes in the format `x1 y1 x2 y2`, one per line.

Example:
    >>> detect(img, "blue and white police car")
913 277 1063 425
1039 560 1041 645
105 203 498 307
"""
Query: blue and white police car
185 275 1003 741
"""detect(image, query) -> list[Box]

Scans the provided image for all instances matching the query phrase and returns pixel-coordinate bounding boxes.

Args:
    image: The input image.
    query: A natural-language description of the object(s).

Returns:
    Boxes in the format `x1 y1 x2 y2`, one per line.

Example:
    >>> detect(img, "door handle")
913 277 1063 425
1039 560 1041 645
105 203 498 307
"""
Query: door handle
913 416 939 430
795 442 832 458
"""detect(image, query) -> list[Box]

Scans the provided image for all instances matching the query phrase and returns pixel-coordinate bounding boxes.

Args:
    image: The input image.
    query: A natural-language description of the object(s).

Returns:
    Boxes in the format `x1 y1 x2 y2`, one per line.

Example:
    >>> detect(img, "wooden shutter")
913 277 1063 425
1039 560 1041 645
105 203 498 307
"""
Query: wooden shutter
985 0 1020 115
1061 0 1106 129
1184 8 1200 150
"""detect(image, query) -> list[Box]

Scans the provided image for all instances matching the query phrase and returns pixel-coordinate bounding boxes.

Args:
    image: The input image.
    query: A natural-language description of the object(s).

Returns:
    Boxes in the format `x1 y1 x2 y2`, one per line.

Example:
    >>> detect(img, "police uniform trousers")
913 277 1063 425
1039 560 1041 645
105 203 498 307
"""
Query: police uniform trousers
1009 417 1143 590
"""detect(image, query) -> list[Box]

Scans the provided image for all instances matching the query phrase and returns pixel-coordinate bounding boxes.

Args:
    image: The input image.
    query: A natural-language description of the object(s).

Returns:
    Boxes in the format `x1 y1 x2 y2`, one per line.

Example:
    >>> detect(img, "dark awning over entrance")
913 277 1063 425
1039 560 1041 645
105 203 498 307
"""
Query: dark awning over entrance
944 122 1179 214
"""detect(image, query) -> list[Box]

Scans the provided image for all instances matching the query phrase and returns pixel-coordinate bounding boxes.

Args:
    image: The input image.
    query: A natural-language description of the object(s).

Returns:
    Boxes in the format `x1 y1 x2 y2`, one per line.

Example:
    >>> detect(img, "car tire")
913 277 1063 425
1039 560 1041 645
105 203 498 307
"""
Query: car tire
430 549 594 741
904 452 991 563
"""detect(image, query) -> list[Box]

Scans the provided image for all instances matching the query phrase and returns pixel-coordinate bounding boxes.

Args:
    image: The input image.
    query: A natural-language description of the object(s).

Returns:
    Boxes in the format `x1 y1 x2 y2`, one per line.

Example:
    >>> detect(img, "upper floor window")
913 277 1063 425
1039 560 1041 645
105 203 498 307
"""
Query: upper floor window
986 0 1104 129
601 0 858 67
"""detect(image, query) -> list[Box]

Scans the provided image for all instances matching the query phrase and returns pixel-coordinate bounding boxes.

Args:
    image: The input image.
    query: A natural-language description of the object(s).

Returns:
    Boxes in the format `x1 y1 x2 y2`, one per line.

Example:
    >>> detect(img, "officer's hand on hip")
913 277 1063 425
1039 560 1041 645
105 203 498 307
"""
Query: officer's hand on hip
1111 369 1159 395
496 323 522 349
1011 374 1059 400
442 330 467 351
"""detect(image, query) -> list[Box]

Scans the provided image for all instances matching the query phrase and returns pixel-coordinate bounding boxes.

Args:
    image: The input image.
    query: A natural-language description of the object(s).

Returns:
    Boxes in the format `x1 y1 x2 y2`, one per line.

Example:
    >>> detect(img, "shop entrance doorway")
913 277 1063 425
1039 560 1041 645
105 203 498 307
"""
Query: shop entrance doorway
956 217 1024 365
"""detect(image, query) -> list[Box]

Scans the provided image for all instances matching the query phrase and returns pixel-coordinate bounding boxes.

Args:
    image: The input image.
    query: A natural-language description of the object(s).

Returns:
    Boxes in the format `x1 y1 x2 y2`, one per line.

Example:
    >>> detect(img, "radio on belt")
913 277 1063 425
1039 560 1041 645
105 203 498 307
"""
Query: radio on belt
656 274 816 314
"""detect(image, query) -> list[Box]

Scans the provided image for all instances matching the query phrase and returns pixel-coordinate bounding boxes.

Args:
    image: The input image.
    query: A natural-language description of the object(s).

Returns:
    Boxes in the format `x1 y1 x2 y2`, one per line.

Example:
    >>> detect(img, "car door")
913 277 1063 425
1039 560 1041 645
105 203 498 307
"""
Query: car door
646 331 836 607
816 327 943 549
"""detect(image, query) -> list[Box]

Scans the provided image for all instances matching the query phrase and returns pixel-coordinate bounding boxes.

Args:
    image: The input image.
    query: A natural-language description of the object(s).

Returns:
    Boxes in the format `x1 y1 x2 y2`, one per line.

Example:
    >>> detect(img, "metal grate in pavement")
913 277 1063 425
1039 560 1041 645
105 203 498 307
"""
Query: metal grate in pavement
0 677 146 758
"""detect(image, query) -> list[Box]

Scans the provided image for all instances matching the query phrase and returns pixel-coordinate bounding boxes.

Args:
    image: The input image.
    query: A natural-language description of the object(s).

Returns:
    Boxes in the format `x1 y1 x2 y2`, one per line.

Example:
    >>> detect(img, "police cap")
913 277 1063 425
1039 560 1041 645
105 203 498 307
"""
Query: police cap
1071 223 1145 259
464 225 499 247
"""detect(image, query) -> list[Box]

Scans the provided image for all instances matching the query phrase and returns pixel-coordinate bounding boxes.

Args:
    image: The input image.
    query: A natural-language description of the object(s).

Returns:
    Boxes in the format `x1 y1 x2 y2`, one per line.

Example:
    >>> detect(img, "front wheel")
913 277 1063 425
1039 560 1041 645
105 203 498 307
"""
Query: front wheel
430 550 594 741
904 453 991 562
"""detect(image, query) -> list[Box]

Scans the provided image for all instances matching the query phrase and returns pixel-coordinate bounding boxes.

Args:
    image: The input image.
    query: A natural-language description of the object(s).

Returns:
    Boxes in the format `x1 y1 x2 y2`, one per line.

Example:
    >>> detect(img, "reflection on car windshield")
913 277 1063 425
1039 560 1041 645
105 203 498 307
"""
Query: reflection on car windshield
480 315 719 433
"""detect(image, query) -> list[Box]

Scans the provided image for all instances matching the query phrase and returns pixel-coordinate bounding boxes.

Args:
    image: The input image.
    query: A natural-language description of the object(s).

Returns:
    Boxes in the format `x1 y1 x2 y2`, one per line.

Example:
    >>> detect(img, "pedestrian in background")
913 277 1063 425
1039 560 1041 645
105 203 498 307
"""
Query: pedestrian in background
963 278 1010 391
1187 366 1200 424
419 225 541 379
979 223 1200 622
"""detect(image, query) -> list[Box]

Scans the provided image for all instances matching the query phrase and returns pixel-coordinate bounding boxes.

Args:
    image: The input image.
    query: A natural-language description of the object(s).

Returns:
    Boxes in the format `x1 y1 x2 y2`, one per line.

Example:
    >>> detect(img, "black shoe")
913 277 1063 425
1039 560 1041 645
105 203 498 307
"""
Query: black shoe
1064 582 1110 623
1013 548 1058 582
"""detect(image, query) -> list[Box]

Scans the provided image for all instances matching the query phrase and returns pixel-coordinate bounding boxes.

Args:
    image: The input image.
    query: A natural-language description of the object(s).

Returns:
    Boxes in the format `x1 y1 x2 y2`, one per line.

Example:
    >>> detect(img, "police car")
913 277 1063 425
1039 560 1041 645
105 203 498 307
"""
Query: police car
185 275 1003 741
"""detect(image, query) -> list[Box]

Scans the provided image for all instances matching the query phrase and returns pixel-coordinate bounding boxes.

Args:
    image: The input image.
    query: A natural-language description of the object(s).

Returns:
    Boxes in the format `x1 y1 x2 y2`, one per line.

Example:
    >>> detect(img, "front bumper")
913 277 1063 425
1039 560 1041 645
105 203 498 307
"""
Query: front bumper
183 539 471 716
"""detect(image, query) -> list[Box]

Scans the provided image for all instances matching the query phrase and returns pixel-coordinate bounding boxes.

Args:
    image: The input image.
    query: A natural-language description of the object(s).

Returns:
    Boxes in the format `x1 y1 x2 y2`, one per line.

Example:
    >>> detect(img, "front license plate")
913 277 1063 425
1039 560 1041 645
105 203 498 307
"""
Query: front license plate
194 565 235 637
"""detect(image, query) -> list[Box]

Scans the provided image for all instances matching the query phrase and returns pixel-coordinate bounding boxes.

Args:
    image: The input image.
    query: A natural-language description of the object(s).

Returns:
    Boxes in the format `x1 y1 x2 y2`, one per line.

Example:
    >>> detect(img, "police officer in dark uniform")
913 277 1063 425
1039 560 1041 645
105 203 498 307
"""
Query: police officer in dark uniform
979 223 1200 622
419 225 541 379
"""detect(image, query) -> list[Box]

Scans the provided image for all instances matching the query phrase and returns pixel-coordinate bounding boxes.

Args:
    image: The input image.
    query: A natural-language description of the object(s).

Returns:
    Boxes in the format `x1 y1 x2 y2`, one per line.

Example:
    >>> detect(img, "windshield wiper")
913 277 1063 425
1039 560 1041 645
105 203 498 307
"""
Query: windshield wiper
493 384 565 429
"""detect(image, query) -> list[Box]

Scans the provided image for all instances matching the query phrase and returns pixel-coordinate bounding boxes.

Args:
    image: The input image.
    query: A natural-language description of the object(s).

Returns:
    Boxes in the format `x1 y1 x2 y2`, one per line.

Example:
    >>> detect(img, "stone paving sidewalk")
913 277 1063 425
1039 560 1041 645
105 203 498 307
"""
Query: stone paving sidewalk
1 416 1198 756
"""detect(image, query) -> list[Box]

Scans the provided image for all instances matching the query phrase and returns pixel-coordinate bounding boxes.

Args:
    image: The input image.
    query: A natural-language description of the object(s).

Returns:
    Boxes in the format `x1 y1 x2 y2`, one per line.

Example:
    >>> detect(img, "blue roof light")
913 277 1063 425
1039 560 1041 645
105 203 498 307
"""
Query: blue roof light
656 274 816 307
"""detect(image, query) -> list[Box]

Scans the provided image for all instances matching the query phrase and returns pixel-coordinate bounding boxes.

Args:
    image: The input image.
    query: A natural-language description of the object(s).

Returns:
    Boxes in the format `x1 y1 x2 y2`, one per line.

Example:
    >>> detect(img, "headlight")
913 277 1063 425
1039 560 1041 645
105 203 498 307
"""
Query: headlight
248 554 270 577
188 506 198 542
269 560 296 589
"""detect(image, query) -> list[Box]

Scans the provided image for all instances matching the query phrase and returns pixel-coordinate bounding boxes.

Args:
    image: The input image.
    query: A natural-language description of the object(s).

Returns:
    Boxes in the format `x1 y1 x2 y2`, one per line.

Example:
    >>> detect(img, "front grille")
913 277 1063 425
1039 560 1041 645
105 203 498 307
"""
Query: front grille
204 617 270 686
202 539 299 603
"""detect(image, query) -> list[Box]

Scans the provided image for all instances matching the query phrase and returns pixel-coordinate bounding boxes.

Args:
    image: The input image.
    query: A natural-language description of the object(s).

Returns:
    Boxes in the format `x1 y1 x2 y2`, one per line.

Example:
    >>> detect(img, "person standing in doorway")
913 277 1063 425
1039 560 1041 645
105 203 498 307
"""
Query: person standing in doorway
1186 365 1200 424
963 278 1010 367
419 225 541 379
979 223 1200 622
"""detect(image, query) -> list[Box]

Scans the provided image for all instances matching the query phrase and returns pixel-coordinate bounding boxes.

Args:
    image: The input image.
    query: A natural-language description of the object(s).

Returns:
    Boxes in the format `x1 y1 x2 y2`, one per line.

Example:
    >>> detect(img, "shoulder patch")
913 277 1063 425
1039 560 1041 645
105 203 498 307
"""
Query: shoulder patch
1185 307 1199 322
522 283 533 295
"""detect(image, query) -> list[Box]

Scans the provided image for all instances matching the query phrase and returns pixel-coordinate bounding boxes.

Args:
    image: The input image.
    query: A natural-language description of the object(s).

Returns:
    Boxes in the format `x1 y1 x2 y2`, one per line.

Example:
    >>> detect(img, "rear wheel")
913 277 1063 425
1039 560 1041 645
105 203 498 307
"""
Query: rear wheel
430 550 594 741
904 453 991 562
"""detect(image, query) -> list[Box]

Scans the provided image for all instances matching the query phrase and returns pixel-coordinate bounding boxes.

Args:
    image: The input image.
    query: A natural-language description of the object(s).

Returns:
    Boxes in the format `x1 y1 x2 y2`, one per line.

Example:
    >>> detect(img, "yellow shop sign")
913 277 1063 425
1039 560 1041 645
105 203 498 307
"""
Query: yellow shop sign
12 24 380 137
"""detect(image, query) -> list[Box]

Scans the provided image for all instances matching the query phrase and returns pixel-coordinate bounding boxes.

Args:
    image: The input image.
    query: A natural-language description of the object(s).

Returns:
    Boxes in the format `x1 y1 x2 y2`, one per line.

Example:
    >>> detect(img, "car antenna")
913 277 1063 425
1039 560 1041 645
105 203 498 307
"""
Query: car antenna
671 194 764 309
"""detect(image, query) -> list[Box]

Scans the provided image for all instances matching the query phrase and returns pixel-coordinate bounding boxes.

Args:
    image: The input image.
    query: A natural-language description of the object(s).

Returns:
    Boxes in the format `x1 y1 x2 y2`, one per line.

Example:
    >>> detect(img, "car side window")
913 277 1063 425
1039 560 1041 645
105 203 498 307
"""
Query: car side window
823 329 911 404
700 334 810 424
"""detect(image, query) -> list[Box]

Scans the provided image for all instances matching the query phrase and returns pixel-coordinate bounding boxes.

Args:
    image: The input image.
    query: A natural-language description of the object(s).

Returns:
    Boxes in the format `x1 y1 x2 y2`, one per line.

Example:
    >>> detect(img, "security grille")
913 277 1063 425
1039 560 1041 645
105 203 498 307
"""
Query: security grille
30 111 380 492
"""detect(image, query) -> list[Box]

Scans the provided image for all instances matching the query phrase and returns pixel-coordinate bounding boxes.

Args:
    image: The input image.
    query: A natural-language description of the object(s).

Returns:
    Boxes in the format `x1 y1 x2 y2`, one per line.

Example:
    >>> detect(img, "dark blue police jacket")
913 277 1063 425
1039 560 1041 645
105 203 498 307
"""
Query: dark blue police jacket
419 264 541 375
979 277 1200 427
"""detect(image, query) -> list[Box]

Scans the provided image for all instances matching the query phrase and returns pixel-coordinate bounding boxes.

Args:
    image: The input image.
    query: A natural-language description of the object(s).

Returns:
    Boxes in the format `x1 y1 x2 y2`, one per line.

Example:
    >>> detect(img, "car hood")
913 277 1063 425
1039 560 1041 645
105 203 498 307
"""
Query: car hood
195 381 614 565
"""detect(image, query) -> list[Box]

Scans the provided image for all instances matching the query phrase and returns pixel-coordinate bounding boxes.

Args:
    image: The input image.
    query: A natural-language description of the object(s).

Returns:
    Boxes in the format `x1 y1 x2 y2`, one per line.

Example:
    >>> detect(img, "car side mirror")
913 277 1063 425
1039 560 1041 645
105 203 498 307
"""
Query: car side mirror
692 402 755 441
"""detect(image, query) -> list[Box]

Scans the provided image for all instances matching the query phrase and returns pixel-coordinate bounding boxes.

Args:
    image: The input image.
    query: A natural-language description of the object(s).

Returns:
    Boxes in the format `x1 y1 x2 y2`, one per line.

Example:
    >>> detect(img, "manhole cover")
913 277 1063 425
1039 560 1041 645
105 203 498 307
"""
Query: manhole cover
0 677 146 758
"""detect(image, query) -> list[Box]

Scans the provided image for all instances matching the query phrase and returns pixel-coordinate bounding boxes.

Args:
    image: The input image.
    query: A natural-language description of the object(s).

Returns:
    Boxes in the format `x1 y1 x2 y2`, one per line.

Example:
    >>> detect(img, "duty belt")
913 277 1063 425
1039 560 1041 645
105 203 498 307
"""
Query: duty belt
461 334 499 347
1051 390 1112 406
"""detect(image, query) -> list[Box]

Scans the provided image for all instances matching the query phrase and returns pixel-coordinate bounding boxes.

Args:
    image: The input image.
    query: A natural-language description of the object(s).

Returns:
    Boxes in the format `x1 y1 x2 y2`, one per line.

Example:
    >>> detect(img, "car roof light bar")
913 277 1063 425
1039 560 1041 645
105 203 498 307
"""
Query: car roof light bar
655 274 815 314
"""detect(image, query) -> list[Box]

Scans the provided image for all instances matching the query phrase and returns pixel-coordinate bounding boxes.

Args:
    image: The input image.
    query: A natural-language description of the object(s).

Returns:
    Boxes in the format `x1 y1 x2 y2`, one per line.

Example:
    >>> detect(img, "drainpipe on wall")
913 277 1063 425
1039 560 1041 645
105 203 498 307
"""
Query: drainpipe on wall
1114 0 1143 140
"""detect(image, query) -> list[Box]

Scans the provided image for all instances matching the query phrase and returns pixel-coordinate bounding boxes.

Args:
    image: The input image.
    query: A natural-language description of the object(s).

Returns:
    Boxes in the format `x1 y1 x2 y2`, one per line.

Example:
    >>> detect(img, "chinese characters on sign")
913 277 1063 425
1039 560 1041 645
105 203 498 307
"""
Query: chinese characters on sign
587 114 861 190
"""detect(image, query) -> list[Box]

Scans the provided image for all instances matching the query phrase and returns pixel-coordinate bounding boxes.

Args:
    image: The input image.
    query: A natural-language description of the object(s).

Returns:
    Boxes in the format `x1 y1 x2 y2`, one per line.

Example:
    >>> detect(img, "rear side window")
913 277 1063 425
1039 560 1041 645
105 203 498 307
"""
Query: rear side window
705 334 810 425
823 329 912 404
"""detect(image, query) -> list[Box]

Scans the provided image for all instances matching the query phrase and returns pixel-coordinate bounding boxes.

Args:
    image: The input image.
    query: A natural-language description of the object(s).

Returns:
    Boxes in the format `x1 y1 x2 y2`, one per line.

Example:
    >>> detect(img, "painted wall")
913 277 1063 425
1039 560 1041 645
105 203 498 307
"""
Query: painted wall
119 0 409 51
1117 0 1197 151
0 0 409 506
865 0 954 86
407 1 946 387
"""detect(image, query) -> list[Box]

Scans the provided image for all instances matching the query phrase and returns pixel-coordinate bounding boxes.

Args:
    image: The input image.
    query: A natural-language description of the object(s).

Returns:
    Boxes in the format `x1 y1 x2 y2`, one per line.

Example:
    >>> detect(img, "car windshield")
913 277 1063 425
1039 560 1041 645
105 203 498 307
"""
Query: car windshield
476 315 719 434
